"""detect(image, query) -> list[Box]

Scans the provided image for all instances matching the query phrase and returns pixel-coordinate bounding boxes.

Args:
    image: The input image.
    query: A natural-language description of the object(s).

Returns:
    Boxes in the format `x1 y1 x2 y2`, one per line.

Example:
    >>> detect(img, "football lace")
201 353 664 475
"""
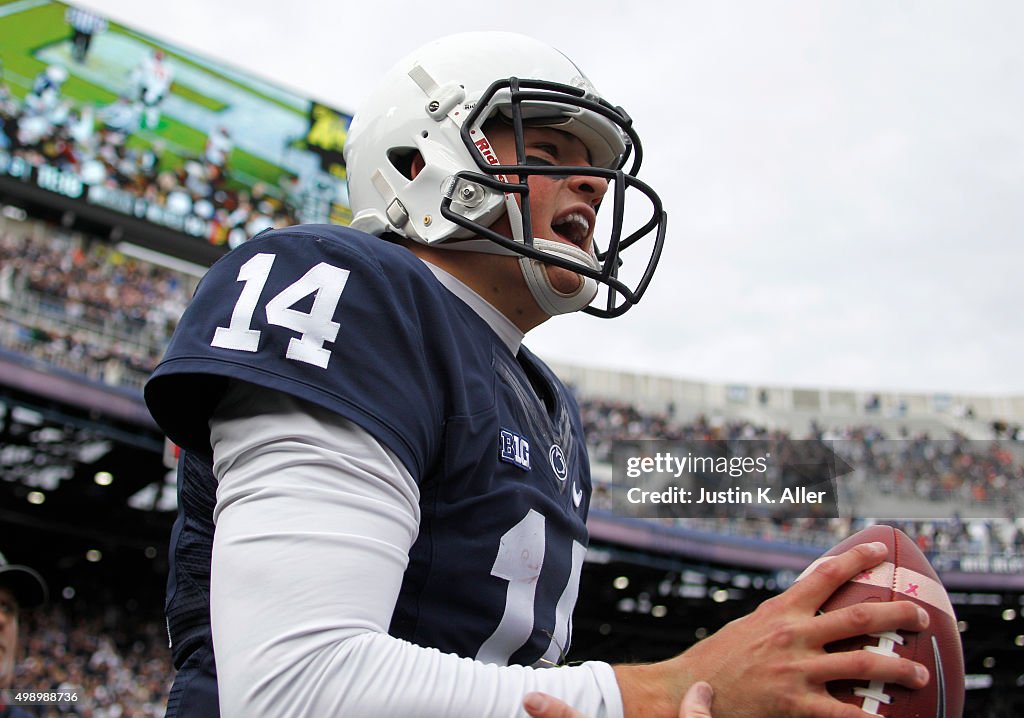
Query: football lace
853 631 905 715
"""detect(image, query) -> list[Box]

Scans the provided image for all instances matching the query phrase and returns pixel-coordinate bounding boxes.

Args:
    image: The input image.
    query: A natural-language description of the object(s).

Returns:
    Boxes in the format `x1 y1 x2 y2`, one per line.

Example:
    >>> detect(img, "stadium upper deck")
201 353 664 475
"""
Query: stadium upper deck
548 361 1023 441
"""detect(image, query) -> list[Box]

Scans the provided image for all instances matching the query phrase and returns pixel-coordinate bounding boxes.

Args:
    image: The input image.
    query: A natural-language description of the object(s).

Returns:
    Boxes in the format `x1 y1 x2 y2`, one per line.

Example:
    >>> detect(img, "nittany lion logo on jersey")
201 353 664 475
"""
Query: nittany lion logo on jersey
548 444 568 482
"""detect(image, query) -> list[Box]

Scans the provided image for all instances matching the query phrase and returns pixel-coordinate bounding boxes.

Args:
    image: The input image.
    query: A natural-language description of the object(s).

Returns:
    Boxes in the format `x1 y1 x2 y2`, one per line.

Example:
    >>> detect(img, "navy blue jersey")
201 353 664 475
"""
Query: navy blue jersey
145 225 592 711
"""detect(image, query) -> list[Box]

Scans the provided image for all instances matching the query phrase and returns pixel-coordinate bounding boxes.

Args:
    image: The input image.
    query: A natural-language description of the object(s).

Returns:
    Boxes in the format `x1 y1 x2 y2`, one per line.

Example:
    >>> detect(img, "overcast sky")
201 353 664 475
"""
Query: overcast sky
75 0 1024 396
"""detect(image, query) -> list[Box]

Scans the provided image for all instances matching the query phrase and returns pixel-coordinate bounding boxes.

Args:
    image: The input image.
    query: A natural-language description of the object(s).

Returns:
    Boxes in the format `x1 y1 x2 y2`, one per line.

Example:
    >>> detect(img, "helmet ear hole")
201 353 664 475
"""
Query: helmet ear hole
409 152 426 180
387 147 419 180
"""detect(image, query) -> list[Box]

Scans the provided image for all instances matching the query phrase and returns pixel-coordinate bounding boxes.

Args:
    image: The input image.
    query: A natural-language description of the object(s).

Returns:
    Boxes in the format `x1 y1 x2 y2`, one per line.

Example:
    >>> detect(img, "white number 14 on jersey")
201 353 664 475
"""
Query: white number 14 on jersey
211 253 350 369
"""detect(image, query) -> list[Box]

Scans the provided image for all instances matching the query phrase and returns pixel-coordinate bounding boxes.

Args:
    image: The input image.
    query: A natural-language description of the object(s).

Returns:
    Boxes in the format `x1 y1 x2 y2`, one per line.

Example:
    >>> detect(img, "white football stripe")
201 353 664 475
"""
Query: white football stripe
796 558 955 619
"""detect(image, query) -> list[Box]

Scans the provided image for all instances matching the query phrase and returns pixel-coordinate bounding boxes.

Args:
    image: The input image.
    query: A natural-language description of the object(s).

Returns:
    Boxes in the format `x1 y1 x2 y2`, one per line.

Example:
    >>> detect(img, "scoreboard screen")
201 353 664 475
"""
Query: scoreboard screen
0 0 353 261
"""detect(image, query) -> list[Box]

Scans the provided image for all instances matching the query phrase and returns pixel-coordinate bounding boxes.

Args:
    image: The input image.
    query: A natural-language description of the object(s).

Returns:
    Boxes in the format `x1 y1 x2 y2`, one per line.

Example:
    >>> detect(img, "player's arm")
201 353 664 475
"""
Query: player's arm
612 541 931 718
208 382 623 718
525 682 714 718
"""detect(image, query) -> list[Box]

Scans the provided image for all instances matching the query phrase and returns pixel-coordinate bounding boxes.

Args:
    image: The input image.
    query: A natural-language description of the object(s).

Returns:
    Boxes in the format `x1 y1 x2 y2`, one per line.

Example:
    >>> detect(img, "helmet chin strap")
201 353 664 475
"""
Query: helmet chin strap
519 239 599 316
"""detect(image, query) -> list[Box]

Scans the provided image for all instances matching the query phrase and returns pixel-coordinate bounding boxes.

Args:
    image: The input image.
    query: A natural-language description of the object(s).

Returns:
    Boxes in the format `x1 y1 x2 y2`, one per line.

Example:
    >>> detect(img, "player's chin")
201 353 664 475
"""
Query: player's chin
545 265 585 296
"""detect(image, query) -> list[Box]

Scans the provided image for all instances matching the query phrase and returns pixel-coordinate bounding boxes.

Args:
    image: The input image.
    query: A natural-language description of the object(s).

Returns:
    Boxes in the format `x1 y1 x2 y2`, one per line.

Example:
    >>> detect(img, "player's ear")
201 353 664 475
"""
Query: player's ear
410 152 425 179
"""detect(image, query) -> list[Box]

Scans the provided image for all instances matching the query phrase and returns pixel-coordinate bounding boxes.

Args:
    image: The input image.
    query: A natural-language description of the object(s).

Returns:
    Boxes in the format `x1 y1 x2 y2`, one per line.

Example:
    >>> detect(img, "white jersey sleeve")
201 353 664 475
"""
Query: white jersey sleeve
208 380 624 717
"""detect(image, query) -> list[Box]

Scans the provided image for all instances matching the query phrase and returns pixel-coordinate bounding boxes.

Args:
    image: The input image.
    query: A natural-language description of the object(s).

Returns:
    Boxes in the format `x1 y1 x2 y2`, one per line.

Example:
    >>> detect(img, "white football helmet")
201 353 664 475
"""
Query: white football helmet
344 32 666 317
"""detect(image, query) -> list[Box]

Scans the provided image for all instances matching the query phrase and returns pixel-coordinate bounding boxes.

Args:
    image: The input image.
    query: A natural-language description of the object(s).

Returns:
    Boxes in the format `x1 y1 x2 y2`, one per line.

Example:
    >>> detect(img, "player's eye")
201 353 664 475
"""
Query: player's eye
524 155 569 180
524 155 555 167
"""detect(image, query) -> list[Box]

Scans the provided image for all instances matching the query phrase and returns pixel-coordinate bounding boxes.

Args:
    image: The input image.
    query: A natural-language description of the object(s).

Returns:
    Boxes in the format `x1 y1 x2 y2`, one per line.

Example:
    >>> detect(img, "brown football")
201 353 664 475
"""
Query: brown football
802 525 965 717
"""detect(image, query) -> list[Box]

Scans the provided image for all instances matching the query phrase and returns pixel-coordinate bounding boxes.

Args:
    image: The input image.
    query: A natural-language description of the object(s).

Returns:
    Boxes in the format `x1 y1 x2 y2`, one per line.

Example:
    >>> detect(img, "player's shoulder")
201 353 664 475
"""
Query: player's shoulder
182 223 458 346
146 224 475 474
244 223 405 256
227 223 431 284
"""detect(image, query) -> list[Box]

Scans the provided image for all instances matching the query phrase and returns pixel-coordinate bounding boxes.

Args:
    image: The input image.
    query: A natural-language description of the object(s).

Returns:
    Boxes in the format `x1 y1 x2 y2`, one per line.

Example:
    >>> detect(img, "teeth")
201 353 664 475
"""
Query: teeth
564 212 590 234
555 212 590 242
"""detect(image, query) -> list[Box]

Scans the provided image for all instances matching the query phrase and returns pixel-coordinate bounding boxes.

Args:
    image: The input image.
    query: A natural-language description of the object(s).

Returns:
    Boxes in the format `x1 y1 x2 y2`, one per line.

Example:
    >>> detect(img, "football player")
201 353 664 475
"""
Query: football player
131 49 173 130
145 32 930 717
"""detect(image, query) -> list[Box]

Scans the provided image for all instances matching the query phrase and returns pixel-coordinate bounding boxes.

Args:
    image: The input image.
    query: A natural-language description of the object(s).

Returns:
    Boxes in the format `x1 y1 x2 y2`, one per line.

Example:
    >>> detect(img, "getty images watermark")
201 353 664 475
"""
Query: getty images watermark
609 439 846 519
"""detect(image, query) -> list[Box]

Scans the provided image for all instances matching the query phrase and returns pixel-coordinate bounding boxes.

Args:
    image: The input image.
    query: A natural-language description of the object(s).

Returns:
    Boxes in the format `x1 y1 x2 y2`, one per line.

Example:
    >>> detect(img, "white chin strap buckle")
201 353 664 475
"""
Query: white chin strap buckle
519 238 600 316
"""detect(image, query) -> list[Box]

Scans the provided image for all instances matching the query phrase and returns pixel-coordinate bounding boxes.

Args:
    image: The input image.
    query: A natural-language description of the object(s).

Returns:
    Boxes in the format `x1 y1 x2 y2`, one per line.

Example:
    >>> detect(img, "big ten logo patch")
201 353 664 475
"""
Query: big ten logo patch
499 429 531 471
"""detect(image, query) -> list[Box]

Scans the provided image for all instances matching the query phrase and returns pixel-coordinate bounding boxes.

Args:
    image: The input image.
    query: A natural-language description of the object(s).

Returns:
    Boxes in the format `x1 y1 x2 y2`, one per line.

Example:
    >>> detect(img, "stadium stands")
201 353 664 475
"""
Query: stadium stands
15 602 170 717
0 216 195 391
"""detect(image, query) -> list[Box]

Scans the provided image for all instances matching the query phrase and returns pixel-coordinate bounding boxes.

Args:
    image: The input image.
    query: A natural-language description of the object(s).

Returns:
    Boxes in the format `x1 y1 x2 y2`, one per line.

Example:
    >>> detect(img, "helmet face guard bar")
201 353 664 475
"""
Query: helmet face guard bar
439 77 668 318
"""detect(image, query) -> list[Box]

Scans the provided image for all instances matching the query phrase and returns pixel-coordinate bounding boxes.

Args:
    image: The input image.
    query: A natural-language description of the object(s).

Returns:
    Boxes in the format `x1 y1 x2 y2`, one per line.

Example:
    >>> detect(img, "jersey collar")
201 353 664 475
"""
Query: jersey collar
421 262 524 355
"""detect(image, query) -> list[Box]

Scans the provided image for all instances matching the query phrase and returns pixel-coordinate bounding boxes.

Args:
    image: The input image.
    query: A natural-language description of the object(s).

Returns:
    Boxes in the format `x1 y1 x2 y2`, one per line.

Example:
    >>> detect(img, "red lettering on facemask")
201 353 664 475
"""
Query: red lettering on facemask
474 135 509 185
474 137 499 166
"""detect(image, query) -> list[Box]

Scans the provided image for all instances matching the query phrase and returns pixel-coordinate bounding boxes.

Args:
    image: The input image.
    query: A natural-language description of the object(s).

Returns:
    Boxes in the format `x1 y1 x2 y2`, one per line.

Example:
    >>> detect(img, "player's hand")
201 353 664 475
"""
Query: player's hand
523 681 714 718
614 541 932 718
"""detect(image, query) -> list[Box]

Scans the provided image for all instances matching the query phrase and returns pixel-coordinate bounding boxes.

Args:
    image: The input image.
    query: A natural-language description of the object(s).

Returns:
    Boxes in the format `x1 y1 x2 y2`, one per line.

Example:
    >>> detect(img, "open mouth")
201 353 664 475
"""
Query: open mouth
551 211 591 248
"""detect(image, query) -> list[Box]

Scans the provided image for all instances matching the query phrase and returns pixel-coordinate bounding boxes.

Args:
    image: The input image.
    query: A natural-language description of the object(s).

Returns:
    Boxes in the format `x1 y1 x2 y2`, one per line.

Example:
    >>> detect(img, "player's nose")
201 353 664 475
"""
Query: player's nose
567 173 608 208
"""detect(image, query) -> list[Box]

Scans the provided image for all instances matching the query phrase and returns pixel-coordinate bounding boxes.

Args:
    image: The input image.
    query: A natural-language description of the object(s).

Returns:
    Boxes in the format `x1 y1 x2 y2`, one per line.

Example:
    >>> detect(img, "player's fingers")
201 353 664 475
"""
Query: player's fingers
811 600 929 646
803 650 929 688
523 692 586 718
679 681 714 718
796 693 897 718
786 542 888 611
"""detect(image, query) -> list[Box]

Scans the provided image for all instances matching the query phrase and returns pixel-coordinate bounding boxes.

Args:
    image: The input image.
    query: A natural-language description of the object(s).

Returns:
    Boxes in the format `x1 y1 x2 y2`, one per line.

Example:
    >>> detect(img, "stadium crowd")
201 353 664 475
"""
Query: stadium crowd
582 399 1022 500
12 602 170 717
579 397 1024 560
0 227 194 388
